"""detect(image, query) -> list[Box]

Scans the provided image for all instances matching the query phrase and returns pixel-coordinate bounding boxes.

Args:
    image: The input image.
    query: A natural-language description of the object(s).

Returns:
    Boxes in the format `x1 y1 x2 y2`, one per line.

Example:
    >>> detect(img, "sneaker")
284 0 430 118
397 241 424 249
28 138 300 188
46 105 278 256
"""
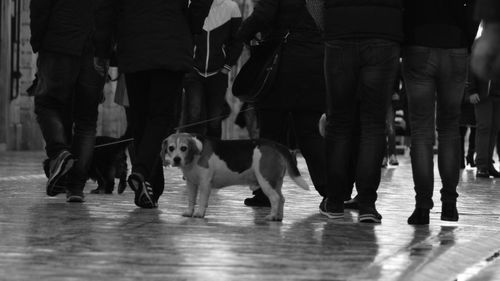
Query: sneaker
66 189 85 203
319 197 344 219
358 206 382 223
441 203 458 221
128 173 158 208
244 189 271 207
46 150 74 197
343 197 359 210
388 154 399 166
407 208 430 225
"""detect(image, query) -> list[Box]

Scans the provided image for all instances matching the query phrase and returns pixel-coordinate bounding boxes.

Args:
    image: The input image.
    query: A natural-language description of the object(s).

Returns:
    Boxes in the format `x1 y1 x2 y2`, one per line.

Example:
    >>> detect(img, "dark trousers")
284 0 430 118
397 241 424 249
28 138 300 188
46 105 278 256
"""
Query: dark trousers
324 39 400 208
125 69 184 199
475 99 500 170
459 126 475 162
182 71 229 138
34 51 104 189
258 109 327 197
402 46 468 209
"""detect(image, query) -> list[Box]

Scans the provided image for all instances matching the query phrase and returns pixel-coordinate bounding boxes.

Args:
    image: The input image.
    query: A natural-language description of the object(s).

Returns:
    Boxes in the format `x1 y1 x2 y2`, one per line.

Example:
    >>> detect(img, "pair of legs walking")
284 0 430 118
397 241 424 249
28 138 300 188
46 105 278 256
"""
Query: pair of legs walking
35 50 105 202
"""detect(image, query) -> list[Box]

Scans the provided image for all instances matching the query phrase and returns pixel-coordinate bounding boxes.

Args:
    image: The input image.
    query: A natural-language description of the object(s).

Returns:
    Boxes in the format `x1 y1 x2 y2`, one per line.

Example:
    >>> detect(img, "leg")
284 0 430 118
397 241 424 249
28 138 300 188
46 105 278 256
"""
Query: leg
256 174 283 221
182 181 198 217
182 71 206 135
205 72 229 138
193 178 211 218
475 100 493 172
460 126 467 168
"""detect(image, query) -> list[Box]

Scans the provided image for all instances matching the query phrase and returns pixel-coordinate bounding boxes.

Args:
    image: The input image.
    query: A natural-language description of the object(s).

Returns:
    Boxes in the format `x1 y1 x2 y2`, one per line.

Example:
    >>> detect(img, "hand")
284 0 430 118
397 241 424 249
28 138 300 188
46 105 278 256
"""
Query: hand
472 23 500 80
93 57 110 77
469 93 481 104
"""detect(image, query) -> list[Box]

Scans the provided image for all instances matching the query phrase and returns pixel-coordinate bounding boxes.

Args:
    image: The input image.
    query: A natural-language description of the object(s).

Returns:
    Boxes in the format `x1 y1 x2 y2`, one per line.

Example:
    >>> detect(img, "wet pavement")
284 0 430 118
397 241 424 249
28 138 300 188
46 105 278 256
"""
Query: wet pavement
0 150 499 281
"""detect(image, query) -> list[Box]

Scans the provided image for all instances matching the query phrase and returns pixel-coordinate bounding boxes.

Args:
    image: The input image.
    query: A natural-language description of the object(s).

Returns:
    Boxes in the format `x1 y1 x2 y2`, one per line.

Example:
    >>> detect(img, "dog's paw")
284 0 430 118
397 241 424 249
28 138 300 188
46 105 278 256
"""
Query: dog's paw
192 210 206 218
265 214 283 222
182 210 194 217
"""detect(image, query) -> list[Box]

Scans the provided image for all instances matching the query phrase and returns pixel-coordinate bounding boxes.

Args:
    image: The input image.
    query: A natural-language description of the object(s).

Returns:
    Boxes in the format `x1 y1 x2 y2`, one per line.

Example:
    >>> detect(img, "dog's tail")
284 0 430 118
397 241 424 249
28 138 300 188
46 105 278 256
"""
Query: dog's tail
272 143 310 190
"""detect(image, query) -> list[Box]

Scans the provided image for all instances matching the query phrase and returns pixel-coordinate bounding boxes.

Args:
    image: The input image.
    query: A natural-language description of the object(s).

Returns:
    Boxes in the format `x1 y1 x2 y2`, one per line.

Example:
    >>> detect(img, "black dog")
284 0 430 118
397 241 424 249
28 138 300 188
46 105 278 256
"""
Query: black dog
43 136 132 194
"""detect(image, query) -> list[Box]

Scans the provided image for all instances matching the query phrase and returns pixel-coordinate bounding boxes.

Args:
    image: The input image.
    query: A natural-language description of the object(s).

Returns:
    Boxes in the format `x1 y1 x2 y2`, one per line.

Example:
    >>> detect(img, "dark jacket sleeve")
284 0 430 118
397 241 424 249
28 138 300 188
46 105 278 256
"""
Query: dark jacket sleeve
94 0 118 58
236 0 279 43
189 0 214 34
224 8 243 69
475 0 500 22
30 0 54 53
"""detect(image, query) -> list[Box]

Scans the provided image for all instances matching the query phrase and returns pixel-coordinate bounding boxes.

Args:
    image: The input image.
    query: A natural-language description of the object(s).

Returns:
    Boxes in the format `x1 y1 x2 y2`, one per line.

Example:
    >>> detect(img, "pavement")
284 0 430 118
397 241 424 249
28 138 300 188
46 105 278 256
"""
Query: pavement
0 150 499 281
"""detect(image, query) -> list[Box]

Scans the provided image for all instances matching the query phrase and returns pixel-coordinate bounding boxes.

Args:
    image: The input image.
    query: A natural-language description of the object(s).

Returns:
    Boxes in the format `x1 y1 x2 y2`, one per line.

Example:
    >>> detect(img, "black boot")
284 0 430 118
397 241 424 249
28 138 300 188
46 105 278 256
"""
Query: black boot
407 208 430 225
244 188 271 207
441 203 458 221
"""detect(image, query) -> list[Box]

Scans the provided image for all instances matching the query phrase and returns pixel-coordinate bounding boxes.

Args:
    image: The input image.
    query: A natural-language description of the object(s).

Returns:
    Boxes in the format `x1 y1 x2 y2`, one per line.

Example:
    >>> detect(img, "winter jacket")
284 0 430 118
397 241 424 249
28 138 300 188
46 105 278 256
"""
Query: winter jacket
193 0 243 77
475 0 500 22
324 0 404 42
404 0 479 49
236 0 325 111
30 0 110 57
103 0 213 74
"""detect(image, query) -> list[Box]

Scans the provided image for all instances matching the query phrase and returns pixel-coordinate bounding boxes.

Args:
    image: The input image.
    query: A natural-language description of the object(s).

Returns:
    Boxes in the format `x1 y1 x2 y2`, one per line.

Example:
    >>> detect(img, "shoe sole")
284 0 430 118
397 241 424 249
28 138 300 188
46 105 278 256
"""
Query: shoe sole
67 195 85 203
441 216 459 222
47 157 74 196
128 177 157 209
319 209 344 219
358 214 382 223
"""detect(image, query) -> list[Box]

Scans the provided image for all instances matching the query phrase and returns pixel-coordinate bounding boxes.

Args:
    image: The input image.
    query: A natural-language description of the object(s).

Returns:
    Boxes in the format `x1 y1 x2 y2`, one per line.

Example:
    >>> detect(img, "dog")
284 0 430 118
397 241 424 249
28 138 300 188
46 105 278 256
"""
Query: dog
161 133 309 221
42 136 132 194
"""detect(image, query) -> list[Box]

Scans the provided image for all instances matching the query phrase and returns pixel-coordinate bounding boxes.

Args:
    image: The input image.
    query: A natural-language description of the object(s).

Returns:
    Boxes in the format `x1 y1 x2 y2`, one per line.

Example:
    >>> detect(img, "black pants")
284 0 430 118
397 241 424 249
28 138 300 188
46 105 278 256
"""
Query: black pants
34 50 104 190
182 71 229 138
258 109 327 197
125 69 184 199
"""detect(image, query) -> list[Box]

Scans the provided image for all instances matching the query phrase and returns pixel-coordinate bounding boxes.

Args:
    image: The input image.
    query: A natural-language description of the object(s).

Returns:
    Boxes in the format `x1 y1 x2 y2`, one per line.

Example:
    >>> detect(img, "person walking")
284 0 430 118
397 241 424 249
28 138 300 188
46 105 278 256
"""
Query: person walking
105 0 213 208
320 0 403 223
403 0 479 225
181 0 243 138
30 0 111 202
237 0 328 207
472 0 500 80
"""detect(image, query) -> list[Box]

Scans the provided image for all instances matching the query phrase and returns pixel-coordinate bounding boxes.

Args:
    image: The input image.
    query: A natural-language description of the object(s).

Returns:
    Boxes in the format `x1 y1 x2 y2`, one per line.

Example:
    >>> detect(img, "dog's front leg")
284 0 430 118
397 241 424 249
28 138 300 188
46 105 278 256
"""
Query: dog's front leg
193 180 211 218
182 181 197 217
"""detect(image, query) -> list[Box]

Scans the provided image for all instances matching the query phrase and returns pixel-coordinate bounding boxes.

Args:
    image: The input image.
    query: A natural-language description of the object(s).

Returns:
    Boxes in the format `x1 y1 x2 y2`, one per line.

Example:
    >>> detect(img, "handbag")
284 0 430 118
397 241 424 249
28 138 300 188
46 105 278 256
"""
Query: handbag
232 33 289 103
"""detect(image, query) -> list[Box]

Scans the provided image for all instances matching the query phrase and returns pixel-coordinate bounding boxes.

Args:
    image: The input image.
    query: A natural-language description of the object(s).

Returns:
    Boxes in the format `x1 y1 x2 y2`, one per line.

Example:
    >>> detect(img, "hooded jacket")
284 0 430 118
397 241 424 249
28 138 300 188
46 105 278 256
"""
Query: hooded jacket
193 0 243 77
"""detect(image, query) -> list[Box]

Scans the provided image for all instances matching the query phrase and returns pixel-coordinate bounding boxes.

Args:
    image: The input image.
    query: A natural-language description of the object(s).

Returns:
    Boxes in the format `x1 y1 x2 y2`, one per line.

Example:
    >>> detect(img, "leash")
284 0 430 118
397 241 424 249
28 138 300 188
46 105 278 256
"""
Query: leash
174 105 256 131
94 138 134 149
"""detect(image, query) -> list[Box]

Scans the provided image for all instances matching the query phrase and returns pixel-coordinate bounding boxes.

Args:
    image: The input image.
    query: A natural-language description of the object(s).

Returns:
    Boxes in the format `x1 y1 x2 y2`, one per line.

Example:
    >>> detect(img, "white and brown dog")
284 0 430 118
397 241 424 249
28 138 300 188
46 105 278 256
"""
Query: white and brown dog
161 133 309 221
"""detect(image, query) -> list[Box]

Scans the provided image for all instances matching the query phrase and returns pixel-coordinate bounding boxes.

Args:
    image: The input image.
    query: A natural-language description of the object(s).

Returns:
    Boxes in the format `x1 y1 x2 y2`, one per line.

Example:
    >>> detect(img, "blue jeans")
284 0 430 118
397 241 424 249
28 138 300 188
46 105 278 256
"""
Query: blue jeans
34 50 105 190
324 39 400 208
402 46 468 209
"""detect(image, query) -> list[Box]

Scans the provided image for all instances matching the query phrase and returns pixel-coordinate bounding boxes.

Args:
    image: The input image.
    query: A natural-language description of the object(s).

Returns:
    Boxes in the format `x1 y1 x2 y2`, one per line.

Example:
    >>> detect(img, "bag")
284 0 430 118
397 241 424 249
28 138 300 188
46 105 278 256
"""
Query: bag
232 34 289 103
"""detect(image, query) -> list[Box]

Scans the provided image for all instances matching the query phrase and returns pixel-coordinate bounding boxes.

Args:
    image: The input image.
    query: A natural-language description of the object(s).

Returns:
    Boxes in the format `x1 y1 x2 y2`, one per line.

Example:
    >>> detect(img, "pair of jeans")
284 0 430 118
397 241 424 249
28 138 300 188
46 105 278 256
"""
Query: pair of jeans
402 46 468 209
181 71 229 138
34 51 105 190
125 69 184 200
258 109 327 197
474 98 500 170
324 39 400 209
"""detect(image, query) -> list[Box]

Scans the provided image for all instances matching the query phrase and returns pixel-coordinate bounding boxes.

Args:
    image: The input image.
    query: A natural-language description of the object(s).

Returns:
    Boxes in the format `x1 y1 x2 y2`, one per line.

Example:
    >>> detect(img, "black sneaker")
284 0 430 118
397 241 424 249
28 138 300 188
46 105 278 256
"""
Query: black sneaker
407 208 430 225
343 197 359 210
66 189 85 203
46 150 74 196
358 206 382 223
319 197 344 219
244 189 271 207
441 203 458 222
128 173 157 208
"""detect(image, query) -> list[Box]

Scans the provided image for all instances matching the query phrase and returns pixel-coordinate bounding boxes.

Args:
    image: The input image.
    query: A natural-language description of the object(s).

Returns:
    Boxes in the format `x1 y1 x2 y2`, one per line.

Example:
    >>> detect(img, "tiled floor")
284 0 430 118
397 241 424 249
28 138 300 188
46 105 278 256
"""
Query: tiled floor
0 151 499 281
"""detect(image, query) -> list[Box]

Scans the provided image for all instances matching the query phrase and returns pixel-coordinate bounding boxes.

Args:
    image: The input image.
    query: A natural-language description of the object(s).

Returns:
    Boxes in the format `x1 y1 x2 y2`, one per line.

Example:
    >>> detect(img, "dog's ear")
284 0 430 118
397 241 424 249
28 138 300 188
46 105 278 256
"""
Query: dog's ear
191 136 203 154
184 136 203 165
160 138 171 167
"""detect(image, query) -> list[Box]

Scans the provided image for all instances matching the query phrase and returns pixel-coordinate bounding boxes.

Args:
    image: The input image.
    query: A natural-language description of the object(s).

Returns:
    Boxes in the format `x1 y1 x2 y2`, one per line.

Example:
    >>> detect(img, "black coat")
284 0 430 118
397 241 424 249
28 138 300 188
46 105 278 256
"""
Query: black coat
30 0 108 57
107 0 213 73
475 0 500 22
236 0 325 111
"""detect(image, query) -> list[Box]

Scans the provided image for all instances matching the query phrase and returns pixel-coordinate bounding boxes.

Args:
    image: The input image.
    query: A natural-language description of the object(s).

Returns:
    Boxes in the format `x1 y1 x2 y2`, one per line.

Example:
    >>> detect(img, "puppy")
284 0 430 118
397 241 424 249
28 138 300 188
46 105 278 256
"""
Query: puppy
161 133 309 221
42 136 132 194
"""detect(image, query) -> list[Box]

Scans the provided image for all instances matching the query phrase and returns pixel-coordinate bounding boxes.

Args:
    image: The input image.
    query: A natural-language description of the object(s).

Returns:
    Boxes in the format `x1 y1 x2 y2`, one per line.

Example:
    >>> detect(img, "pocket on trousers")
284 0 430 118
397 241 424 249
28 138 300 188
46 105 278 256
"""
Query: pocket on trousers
402 47 431 79
449 50 468 83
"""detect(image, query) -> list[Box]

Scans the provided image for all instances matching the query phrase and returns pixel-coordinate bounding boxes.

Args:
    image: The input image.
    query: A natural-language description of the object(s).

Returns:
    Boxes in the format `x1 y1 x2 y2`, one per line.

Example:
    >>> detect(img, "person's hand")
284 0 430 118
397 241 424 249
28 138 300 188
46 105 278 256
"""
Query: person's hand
472 23 500 80
469 93 481 104
93 57 110 77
